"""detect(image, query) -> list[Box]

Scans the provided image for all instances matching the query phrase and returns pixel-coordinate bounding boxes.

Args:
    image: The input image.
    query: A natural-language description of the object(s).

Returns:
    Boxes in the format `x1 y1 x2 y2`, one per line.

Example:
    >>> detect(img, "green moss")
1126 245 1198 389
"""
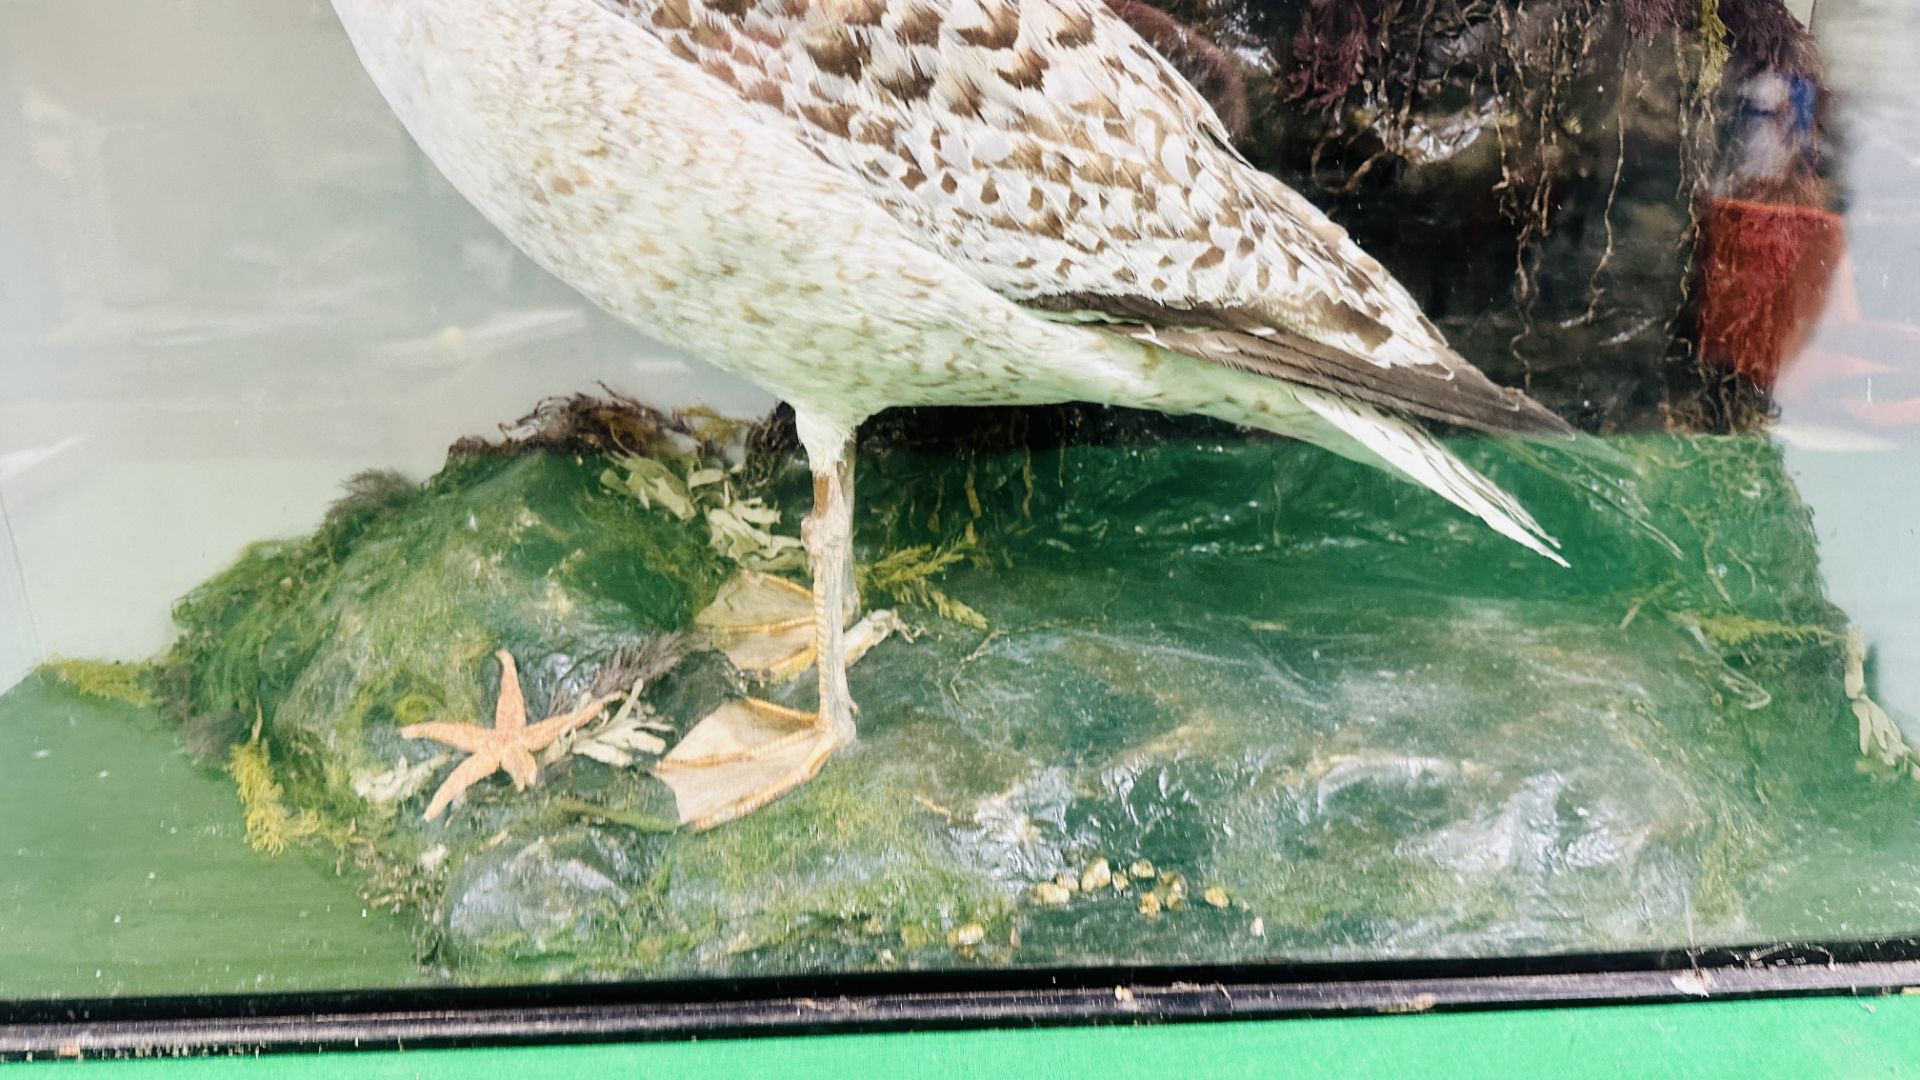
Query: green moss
133 401 1871 979
39 658 156 709
609 751 1009 974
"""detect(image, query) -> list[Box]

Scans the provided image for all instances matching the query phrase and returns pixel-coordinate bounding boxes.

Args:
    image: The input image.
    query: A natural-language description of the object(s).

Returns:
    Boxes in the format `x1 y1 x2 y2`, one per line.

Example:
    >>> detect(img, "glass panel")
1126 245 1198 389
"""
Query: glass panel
3 0 1917 1000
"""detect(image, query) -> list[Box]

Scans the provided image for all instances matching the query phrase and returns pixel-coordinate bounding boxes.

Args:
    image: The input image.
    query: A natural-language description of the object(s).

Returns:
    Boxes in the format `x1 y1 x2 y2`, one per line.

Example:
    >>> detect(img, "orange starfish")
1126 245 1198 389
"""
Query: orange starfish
400 649 616 821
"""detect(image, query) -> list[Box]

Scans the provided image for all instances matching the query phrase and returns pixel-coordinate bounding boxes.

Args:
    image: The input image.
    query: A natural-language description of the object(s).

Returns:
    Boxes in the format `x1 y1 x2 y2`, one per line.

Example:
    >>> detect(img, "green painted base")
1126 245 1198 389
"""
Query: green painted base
18 995 1920 1079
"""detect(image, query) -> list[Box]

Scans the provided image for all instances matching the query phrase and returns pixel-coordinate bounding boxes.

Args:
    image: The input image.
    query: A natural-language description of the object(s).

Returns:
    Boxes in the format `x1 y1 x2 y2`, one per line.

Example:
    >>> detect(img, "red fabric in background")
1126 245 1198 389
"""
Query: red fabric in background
1698 196 1848 389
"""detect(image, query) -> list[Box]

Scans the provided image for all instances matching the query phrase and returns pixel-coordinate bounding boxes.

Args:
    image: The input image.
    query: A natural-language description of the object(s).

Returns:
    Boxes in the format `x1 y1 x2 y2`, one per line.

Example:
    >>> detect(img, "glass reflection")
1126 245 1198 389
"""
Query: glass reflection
3 0 1919 997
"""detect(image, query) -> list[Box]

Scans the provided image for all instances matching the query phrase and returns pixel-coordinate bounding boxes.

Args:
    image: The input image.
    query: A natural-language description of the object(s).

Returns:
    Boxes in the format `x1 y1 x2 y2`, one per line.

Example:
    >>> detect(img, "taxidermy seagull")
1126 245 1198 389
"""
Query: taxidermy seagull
329 0 1572 829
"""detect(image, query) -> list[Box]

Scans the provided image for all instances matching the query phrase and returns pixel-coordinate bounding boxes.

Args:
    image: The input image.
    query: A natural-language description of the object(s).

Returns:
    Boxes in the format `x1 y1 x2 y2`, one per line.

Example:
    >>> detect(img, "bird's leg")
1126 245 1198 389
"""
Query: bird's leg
836 447 861 623
804 448 859 748
692 440 878 682
655 439 886 830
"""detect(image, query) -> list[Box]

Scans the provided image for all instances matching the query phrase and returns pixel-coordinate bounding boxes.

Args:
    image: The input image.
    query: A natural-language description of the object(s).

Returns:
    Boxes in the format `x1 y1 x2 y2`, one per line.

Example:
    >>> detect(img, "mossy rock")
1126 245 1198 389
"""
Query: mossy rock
154 401 1886 978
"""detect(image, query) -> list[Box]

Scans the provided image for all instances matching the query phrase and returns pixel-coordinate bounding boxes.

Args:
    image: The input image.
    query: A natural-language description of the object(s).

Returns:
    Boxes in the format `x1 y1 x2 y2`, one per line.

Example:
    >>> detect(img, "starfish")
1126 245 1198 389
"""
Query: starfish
400 650 617 821
331 0 1572 829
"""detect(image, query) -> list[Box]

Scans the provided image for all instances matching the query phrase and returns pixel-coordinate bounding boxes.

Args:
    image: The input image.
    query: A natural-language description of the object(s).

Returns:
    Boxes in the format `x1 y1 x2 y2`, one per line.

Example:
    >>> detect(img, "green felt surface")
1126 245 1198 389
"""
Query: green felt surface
14 994 1920 1078
0 677 421 998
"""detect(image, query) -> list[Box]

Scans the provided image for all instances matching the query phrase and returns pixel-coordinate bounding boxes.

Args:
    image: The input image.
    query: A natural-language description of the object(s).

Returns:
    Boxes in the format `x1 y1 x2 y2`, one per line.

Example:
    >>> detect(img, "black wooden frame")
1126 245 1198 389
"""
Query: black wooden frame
6 938 1919 1060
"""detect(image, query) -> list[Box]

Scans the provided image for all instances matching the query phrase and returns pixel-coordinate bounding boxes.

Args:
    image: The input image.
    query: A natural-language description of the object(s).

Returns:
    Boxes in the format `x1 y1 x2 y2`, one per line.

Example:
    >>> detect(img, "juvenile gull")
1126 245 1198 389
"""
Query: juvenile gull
328 0 1571 828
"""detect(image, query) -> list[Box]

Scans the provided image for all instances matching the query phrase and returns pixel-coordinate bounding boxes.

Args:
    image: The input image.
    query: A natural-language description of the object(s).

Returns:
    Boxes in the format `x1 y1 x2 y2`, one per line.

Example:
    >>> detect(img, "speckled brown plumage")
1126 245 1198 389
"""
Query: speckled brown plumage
602 0 1568 434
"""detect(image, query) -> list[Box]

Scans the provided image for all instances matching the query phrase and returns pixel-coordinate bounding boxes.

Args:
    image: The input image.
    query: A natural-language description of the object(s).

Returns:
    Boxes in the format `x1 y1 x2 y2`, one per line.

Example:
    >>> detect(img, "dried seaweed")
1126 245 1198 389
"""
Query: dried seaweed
452 387 741 461
229 740 324 856
1285 0 1381 112
860 539 990 630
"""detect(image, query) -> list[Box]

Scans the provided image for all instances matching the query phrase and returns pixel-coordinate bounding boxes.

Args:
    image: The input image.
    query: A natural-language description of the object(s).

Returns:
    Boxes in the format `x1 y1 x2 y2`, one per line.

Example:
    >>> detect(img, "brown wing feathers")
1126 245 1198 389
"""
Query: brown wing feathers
1144 324 1573 435
1026 293 1574 435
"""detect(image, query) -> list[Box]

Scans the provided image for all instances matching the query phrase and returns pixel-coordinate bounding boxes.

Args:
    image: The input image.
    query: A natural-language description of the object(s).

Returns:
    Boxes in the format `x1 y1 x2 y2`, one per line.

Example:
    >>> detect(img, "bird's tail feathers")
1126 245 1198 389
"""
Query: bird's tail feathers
1294 392 1570 567
1495 432 1685 562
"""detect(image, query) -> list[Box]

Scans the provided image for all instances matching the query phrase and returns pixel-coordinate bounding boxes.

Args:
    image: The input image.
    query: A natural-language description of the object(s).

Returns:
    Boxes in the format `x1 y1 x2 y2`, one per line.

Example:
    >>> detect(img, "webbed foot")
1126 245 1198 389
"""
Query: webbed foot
694 570 903 682
653 699 844 830
664 446 904 829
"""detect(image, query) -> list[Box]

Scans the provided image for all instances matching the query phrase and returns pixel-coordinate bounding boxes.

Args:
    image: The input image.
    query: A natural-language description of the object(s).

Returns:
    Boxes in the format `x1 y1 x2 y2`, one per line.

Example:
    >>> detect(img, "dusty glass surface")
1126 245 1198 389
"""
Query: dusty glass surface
4 0 1919 996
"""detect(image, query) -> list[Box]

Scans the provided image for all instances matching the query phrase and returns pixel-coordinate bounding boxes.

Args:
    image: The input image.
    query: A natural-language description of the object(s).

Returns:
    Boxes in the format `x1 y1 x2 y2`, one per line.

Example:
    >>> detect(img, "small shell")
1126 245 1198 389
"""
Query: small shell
1138 892 1163 918
1080 858 1112 892
1129 859 1155 879
1030 881 1072 906
1111 872 1130 891
1203 886 1230 908
1054 871 1080 894
948 922 986 947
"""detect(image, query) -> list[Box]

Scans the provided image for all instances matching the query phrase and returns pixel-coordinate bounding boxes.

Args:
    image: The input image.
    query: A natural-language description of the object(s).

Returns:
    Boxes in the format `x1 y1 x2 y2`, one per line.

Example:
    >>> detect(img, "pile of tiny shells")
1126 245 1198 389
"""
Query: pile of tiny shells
939 858 1267 959
1026 857 1237 921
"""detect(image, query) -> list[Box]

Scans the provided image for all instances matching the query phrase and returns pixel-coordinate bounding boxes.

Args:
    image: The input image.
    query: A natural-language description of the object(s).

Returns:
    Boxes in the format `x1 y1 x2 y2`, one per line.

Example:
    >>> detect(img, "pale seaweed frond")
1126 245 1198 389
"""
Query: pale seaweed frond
228 741 324 855
1697 0 1732 93
1682 611 1838 651
860 539 989 630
